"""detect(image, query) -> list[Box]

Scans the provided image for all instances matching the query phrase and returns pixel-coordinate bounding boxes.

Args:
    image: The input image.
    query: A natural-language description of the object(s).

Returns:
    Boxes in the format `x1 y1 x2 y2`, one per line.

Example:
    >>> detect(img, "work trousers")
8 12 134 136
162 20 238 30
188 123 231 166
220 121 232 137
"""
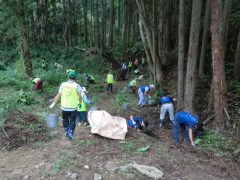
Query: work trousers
160 103 174 123
173 119 188 144
137 89 146 107
62 110 77 132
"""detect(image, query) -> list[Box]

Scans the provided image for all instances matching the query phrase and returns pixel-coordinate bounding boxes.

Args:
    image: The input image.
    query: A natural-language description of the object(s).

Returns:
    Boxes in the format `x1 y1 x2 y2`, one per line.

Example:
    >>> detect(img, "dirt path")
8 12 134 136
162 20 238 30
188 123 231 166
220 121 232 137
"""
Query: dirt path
0 80 240 179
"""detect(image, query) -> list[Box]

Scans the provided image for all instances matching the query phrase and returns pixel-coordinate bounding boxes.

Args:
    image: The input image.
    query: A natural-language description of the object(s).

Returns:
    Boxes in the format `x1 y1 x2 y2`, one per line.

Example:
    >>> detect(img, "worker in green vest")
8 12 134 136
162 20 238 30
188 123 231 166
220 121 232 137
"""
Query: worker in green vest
32 78 43 92
128 61 133 74
49 70 82 140
77 87 93 126
128 79 137 94
105 71 115 93
127 75 143 94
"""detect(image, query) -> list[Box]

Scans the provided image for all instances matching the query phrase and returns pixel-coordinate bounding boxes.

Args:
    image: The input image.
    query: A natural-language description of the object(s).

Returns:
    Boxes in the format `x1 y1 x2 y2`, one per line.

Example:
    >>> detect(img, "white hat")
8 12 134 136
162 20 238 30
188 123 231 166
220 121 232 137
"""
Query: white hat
150 84 155 89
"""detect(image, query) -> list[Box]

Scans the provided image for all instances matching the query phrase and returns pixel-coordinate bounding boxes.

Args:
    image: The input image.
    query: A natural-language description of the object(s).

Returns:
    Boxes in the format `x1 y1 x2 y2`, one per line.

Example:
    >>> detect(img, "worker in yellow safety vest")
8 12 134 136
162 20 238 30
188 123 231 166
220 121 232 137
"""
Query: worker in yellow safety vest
49 70 82 140
77 87 93 126
105 71 115 93
32 78 43 92
128 61 133 74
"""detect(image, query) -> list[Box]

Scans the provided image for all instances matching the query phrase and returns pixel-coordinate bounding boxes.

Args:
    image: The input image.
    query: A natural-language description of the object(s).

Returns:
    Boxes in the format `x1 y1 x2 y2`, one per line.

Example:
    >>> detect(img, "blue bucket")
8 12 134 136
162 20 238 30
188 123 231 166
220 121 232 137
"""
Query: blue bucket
46 113 59 128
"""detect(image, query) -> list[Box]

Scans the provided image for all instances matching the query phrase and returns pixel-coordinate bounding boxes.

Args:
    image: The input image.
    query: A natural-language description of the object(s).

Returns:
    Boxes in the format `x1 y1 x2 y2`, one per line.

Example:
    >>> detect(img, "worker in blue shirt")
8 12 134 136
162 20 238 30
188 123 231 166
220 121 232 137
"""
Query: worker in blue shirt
159 91 176 127
173 111 198 147
127 115 148 132
137 84 155 108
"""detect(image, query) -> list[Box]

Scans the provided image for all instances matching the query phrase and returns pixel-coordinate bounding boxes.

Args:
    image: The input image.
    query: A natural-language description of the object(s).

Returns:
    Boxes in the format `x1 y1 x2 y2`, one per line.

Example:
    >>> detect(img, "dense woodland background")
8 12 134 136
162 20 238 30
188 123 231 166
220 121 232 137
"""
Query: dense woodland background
0 0 240 134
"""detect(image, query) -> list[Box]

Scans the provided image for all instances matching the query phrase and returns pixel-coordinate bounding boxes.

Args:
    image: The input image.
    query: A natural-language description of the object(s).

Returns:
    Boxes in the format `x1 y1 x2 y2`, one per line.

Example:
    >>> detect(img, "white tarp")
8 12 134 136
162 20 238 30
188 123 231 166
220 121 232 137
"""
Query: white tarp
88 110 128 140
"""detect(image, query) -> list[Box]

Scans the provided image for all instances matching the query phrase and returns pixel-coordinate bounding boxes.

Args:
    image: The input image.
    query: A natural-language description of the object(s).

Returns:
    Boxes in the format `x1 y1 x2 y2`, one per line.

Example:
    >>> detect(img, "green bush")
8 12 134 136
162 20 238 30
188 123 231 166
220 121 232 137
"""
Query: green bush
197 131 237 157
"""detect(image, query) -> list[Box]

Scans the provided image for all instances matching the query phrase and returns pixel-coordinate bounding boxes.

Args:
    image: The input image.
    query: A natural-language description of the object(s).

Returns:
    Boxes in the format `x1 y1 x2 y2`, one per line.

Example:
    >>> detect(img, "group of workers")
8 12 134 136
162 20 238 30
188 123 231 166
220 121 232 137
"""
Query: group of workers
32 59 199 147
128 84 199 147
45 69 117 140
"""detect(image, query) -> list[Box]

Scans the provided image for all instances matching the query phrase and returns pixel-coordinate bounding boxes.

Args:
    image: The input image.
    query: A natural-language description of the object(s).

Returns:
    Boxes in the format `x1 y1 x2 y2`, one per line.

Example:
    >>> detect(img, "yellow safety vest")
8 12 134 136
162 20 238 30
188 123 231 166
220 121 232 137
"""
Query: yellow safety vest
61 82 79 108
106 74 114 84
77 100 86 112
130 80 137 87
128 61 133 67
32 78 40 84
89 75 95 80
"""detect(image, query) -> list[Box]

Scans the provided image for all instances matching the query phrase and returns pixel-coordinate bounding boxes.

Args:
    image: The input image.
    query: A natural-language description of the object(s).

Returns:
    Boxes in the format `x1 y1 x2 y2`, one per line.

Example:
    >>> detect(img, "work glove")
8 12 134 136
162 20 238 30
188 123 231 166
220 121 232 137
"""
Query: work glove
49 102 55 109
191 142 196 147
148 95 152 99
132 120 136 125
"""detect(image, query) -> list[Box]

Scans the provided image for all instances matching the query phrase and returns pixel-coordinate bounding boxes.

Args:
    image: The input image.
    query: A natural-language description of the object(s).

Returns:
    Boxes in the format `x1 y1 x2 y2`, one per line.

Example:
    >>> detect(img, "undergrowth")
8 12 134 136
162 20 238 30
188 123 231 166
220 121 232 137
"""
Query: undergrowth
196 131 240 158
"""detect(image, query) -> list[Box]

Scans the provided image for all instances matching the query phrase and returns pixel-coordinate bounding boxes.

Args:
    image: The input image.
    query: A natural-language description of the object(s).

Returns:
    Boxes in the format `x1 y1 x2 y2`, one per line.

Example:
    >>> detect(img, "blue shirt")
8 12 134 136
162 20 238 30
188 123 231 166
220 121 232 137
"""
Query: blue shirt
175 111 198 129
140 85 150 93
159 96 172 105
127 116 143 128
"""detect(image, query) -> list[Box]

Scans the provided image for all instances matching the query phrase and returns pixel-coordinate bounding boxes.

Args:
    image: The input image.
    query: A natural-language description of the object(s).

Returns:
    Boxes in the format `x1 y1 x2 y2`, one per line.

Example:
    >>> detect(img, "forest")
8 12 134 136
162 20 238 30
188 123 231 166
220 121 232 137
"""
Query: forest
0 0 240 179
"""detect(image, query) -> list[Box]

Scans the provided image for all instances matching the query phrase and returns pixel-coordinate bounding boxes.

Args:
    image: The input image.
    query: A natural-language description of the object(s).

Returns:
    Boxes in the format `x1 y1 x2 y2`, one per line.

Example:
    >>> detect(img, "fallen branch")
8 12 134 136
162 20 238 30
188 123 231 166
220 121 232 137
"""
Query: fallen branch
2 127 21 147
74 47 91 56
203 114 215 126
224 108 231 120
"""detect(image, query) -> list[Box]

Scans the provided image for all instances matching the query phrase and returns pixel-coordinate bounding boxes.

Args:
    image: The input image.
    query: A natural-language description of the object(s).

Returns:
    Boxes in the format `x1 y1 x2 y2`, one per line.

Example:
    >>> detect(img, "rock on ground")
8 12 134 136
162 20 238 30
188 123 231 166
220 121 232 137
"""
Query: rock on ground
94 173 103 180
118 163 163 179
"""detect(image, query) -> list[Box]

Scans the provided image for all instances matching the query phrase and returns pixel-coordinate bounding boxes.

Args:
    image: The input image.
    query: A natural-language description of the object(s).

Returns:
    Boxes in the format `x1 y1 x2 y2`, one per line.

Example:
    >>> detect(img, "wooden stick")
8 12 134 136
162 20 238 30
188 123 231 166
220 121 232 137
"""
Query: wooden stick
224 107 231 120
203 114 215 125
2 127 21 147
74 47 91 55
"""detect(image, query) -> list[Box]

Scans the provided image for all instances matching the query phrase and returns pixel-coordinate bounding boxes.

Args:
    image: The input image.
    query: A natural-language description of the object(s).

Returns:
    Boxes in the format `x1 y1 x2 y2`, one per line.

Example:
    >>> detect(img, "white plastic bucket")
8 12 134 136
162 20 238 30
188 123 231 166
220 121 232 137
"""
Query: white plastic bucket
123 103 129 110
46 113 59 128
148 99 154 105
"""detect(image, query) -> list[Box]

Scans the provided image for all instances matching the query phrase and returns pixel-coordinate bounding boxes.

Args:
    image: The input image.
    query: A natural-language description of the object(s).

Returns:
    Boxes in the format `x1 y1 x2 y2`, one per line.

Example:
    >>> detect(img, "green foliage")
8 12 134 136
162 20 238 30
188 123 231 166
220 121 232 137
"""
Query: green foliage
137 145 150 153
0 4 18 44
113 91 135 111
17 90 35 105
197 131 238 157
122 141 135 152
76 139 96 148
53 150 70 174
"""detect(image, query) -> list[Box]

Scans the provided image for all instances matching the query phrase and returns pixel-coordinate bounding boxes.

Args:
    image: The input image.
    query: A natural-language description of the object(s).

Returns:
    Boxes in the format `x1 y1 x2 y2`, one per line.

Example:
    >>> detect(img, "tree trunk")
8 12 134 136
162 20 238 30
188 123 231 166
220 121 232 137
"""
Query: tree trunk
136 0 163 85
153 0 157 85
83 0 89 46
199 0 210 77
121 0 129 59
234 31 240 80
101 0 106 50
208 79 214 112
222 0 232 61
211 0 228 129
117 0 121 30
52 0 57 43
184 0 202 114
94 0 100 51
177 0 185 111
131 1 138 43
17 0 32 77
107 0 114 47
163 0 172 54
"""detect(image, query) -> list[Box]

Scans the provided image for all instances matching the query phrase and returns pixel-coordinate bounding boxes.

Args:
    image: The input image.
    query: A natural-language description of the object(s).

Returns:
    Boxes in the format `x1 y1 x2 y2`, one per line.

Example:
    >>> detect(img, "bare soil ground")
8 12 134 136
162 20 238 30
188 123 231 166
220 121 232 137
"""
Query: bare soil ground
0 80 240 180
